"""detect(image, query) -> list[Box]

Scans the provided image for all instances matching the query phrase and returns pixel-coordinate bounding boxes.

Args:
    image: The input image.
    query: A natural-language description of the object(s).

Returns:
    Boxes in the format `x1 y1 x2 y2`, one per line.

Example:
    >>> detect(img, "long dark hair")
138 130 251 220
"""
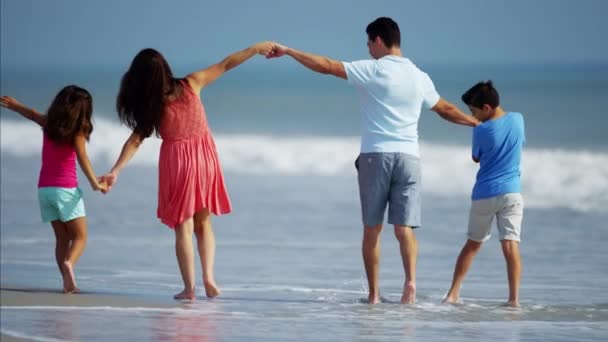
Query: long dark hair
116 48 181 138
45 85 93 145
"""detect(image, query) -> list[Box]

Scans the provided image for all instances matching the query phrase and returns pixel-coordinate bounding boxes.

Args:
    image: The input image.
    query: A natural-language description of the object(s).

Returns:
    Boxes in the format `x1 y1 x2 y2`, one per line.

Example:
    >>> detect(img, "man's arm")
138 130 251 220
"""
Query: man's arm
431 98 480 127
268 43 346 79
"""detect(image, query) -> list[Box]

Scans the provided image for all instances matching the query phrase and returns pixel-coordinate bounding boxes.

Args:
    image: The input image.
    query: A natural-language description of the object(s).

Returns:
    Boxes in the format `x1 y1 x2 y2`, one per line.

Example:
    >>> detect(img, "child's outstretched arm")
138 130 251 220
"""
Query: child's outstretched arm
100 131 143 192
74 134 106 192
185 41 275 93
0 96 46 127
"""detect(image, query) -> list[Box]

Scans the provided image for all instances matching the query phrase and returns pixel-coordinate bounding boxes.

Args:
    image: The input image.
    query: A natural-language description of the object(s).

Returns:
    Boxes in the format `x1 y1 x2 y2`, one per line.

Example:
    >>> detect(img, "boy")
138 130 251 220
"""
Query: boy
443 81 525 307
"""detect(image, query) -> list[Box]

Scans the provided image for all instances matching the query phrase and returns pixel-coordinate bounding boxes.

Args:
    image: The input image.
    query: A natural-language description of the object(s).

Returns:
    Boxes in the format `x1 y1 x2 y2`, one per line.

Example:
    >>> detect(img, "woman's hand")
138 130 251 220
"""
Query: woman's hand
98 171 118 194
251 41 276 56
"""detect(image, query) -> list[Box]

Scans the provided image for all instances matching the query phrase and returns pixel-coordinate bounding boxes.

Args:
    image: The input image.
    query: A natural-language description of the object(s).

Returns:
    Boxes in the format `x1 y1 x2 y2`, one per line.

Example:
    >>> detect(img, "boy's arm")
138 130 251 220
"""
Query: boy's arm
472 128 481 163
74 134 106 192
0 96 46 127
432 98 479 127
267 43 347 79
186 42 275 93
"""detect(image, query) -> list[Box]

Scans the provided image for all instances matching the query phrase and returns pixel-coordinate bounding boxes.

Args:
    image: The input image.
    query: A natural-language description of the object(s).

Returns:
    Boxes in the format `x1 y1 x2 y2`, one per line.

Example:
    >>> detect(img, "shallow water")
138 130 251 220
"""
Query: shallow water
2 65 608 340
2 160 607 341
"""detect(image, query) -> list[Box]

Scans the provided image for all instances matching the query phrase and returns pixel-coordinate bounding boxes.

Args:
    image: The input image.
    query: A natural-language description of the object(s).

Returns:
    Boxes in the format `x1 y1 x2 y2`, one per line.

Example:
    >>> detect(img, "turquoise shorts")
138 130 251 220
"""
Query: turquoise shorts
38 187 86 223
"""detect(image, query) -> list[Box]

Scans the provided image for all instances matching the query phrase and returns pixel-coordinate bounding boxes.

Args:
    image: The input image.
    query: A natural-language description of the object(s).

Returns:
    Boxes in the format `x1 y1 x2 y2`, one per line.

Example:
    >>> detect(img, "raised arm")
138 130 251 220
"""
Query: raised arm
100 131 144 192
0 96 46 127
185 41 275 93
267 43 346 79
431 98 480 127
74 134 106 192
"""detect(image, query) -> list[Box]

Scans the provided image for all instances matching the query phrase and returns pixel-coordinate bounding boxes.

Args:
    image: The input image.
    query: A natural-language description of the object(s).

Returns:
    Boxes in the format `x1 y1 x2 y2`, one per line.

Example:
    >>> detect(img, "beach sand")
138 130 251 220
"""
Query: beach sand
1 285 180 341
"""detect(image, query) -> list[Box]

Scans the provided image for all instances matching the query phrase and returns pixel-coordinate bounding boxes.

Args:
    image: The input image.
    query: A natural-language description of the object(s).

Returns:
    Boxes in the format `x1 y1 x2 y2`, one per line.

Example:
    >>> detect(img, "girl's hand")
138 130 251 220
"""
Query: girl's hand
0 96 25 111
90 179 106 192
98 171 118 194
96 179 109 193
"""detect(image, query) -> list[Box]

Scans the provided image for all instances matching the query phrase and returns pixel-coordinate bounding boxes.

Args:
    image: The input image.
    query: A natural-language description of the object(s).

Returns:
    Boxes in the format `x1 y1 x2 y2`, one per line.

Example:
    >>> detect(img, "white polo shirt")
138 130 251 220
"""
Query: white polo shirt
343 55 440 156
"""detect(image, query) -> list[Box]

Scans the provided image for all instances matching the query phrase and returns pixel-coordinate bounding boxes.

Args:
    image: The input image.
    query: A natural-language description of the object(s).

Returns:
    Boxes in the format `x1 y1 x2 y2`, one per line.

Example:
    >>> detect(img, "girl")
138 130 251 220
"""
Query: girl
0 86 107 293
101 42 274 300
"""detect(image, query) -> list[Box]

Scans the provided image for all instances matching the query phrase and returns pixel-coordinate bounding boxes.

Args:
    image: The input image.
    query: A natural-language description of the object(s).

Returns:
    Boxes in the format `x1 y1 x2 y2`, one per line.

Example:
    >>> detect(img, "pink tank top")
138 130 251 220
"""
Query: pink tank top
38 133 78 188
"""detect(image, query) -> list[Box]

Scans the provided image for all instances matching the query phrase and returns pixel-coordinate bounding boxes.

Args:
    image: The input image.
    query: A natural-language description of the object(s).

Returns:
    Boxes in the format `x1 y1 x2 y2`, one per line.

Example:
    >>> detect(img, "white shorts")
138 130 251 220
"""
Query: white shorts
468 193 524 242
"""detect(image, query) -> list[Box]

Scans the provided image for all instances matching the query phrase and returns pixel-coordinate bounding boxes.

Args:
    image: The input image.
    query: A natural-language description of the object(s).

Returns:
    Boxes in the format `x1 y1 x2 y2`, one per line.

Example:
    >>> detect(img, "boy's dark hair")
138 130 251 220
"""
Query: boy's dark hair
461 81 500 109
366 17 400 48
45 85 94 145
117 48 181 138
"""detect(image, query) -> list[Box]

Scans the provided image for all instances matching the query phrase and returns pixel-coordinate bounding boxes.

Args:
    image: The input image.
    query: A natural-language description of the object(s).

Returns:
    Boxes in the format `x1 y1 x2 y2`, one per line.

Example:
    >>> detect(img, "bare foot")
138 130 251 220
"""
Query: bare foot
400 282 416 304
63 287 80 294
504 300 521 308
62 261 78 294
367 294 380 304
443 293 459 304
173 289 196 300
204 280 221 298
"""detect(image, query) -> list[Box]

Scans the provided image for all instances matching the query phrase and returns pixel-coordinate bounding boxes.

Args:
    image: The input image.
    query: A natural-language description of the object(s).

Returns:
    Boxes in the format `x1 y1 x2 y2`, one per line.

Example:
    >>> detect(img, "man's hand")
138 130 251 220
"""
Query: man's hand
266 42 288 59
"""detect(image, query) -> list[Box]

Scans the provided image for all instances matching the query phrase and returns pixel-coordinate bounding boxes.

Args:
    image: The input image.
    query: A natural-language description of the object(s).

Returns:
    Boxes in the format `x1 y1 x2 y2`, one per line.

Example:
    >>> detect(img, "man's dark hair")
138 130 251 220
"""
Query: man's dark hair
366 17 400 48
461 81 500 109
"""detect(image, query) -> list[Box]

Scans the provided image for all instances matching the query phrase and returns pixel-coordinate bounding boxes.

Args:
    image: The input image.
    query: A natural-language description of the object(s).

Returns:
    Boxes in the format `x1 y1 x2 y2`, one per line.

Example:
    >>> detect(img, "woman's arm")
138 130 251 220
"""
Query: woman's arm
74 134 106 192
0 96 46 127
100 131 144 191
185 41 274 93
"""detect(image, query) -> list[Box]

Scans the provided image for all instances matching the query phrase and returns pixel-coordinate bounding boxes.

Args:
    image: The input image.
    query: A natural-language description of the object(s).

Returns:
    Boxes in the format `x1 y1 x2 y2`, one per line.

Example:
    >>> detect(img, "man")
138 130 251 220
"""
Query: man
267 17 479 304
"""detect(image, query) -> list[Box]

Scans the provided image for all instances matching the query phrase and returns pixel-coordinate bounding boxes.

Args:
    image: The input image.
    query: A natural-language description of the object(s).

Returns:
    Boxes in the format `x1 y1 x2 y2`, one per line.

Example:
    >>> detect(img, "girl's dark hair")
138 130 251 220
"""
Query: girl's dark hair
366 17 401 48
116 48 181 138
462 80 500 109
45 85 93 145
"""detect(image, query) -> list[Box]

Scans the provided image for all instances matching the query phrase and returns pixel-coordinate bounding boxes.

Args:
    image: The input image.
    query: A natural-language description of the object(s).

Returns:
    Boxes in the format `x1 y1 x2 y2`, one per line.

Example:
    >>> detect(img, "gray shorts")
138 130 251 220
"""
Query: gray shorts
356 152 421 228
468 193 524 242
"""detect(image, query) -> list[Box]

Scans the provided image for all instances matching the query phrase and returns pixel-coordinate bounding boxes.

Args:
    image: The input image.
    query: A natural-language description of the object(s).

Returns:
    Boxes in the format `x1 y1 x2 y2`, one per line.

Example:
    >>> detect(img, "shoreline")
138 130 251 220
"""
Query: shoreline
1 285 182 341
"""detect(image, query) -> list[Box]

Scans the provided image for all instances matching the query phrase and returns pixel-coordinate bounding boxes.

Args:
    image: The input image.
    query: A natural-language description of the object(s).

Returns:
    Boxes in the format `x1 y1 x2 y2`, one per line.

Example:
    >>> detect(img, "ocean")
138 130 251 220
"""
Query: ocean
1 63 607 341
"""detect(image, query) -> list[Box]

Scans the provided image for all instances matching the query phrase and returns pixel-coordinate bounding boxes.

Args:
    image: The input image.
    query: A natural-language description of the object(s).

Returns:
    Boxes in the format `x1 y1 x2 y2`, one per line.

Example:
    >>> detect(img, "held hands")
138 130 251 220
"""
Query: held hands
252 41 276 56
92 179 109 193
97 171 118 194
266 42 288 59
250 41 288 59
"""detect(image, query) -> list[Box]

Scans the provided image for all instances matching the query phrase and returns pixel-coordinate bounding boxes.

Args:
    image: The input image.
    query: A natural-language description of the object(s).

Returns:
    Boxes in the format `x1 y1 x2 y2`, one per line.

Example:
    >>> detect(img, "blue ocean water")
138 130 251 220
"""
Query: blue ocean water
1 64 608 341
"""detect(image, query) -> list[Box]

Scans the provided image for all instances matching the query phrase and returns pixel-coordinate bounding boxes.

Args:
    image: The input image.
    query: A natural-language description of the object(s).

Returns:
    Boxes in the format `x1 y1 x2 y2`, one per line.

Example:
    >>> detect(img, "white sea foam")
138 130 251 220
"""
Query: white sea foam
0 305 207 315
2 118 607 212
221 285 366 295
0 329 65 342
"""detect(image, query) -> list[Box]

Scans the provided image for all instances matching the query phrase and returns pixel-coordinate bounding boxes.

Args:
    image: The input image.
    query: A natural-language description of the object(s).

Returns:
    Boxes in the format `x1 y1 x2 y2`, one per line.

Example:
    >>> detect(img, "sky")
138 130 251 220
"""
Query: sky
1 0 607 69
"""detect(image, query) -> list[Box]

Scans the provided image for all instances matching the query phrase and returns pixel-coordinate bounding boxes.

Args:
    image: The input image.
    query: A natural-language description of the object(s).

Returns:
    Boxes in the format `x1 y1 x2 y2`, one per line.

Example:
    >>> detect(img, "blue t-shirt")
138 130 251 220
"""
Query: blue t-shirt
342 56 440 156
472 112 525 200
